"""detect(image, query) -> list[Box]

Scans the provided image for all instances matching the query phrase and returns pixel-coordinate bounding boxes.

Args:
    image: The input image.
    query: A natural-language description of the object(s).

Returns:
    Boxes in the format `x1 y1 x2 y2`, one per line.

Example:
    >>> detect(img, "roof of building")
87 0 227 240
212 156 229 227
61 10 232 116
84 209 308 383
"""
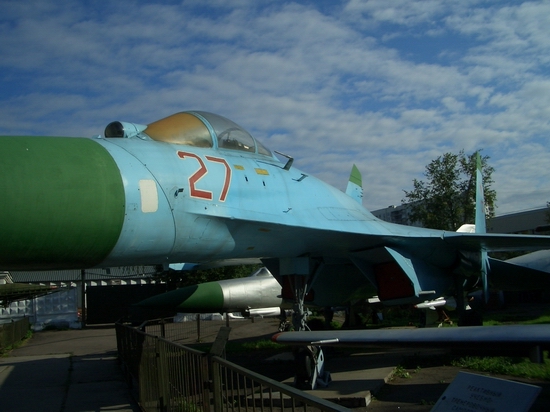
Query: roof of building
487 207 548 234
0 283 55 305
9 266 160 283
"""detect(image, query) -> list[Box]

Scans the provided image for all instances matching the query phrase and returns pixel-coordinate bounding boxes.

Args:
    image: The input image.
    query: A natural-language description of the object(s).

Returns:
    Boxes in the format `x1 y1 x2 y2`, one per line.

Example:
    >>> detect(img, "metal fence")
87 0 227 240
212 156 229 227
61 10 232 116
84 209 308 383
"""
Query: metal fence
0 317 30 351
210 354 349 412
139 315 231 344
116 322 350 412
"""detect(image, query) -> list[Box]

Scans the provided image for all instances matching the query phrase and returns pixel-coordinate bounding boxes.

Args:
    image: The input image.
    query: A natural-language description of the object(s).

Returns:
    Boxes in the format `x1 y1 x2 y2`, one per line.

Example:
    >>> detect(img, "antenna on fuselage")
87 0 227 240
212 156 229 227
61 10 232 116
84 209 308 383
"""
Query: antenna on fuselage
274 150 294 170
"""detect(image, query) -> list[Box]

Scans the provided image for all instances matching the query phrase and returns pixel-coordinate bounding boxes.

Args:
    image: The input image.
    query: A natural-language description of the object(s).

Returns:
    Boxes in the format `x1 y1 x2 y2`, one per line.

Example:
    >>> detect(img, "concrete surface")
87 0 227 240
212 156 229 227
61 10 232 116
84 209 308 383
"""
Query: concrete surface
0 319 406 411
272 350 401 407
0 325 140 412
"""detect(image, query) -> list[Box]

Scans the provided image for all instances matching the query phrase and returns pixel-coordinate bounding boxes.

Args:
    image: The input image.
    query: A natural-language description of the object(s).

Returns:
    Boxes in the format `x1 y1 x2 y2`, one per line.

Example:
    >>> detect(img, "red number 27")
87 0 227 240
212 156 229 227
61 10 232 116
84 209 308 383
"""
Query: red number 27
177 151 232 202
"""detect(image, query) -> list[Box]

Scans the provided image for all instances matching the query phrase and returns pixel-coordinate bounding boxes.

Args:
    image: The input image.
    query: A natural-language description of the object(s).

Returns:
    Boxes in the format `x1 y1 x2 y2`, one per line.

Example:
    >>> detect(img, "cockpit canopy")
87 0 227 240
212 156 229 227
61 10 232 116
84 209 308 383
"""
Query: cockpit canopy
104 111 273 157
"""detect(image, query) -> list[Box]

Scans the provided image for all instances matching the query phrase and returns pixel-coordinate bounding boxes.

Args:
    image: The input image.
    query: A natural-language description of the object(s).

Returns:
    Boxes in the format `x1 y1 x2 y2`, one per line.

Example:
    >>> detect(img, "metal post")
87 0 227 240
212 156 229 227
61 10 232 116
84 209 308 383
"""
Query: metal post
210 358 222 412
530 345 543 364
160 318 166 338
156 338 169 412
80 269 86 328
200 354 211 412
196 313 201 342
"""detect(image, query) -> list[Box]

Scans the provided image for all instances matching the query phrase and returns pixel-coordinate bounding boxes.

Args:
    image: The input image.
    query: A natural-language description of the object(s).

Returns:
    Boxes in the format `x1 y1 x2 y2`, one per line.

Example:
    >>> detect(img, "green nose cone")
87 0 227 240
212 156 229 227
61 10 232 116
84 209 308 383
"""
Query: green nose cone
0 136 125 269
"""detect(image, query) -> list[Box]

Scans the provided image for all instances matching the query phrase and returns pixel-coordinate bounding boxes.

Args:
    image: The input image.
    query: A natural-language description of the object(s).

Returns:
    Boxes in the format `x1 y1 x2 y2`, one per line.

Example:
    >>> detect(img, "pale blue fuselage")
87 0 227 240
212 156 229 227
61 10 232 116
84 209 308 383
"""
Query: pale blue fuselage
96 118 389 266
5 111 550 310
92 111 457 307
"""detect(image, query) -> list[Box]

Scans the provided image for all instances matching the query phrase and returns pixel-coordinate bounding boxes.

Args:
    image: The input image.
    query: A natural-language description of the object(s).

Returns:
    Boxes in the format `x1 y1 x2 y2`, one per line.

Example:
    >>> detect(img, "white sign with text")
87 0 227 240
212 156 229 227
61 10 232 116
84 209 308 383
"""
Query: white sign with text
432 371 540 412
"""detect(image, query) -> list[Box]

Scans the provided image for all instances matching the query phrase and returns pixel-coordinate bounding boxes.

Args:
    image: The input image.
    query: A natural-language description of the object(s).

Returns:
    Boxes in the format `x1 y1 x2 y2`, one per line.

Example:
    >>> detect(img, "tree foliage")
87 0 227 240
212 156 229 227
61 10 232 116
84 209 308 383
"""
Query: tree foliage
402 150 496 231
157 264 262 288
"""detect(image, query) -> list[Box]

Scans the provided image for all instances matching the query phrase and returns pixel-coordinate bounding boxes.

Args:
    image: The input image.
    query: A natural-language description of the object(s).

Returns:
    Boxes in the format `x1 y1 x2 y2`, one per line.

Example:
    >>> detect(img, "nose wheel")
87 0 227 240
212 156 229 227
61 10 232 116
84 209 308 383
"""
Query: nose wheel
293 346 331 390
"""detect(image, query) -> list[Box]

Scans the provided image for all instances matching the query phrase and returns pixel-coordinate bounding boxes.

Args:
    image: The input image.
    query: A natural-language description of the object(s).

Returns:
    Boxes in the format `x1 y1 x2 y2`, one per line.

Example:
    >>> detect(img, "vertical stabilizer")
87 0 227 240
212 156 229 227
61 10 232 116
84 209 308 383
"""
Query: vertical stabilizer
475 152 487 234
346 164 363 204
475 152 489 302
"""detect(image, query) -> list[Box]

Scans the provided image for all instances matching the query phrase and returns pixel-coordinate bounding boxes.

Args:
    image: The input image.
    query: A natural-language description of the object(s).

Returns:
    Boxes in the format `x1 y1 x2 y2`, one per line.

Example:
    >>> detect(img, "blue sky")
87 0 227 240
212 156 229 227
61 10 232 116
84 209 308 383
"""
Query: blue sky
2 0 549 215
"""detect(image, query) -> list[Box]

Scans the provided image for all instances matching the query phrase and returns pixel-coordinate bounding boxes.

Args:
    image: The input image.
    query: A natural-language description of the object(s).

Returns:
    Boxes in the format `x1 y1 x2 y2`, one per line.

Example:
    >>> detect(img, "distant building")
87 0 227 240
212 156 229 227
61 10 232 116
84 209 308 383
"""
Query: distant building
0 272 12 284
2 266 166 327
371 204 422 227
487 208 550 235
372 204 549 235
9 265 160 289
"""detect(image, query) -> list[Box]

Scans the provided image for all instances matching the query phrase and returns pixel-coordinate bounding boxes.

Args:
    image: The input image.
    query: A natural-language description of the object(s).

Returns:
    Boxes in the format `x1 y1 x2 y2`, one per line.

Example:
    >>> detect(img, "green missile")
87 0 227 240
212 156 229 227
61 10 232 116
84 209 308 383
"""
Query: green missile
137 269 283 313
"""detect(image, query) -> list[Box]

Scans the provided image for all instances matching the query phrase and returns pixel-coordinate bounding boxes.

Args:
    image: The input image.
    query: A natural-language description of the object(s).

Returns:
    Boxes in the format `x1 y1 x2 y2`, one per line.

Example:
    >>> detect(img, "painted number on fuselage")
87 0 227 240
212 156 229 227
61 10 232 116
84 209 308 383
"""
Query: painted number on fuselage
177 151 232 202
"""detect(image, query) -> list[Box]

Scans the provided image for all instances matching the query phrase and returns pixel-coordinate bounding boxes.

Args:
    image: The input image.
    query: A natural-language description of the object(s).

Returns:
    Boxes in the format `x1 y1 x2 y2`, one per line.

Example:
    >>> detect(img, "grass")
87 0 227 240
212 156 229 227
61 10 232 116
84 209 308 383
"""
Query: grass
358 301 550 329
451 354 550 380
389 304 550 381
483 310 550 326
0 329 32 356
392 365 411 379
226 339 286 353
397 351 550 382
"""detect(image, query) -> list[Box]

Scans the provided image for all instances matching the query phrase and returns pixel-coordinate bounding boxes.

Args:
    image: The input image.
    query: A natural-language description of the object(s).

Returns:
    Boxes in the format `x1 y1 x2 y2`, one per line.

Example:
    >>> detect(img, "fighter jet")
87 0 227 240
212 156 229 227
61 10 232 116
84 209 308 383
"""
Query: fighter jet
138 267 287 317
2 110 550 333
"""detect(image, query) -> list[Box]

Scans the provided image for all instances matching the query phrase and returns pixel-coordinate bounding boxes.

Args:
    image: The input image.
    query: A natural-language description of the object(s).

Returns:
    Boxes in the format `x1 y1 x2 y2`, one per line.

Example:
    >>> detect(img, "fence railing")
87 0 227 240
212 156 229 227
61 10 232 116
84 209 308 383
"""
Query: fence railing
0 317 30 351
116 321 350 412
139 315 230 344
210 354 348 412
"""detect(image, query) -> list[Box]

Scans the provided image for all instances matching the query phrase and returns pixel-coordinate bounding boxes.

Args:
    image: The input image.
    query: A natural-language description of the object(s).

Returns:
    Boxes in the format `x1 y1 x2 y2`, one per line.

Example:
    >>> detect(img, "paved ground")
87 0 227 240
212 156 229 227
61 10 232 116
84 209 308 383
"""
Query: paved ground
224 318 550 411
1 318 549 411
0 325 140 412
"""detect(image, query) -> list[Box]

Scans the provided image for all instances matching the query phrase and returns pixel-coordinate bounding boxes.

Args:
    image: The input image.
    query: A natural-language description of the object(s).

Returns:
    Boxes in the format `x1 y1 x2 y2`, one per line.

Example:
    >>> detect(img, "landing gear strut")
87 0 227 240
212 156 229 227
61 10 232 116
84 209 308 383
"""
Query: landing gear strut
455 275 485 326
278 258 332 389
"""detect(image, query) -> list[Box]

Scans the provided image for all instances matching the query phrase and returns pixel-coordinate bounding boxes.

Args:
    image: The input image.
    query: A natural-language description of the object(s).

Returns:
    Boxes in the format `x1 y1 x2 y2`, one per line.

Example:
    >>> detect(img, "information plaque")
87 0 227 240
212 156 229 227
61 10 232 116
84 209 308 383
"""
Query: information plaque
431 371 540 412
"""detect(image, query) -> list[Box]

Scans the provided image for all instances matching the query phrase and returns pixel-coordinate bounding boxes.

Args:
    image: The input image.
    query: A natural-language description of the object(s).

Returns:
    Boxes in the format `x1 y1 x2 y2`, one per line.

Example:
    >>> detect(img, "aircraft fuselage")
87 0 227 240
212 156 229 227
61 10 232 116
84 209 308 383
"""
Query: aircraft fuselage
6 111 545 308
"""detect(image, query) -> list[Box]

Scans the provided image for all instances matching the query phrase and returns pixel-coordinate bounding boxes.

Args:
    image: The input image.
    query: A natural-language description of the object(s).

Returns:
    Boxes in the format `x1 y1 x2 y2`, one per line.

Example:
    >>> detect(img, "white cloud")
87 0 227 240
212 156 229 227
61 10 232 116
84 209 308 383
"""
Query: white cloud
0 0 549 215
344 0 448 26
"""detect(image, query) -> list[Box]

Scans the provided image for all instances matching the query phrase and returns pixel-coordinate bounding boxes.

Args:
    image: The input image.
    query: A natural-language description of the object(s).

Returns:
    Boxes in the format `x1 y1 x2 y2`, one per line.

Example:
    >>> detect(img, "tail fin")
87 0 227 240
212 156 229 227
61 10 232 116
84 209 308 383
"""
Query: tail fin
475 152 489 302
346 164 363 204
475 152 487 234
457 154 486 234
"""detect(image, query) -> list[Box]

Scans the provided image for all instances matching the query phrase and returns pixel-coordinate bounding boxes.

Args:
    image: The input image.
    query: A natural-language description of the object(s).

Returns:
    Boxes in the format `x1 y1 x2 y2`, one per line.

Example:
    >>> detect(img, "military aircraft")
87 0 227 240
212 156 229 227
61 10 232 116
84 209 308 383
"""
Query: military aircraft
138 267 287 318
139 247 550 327
2 110 550 333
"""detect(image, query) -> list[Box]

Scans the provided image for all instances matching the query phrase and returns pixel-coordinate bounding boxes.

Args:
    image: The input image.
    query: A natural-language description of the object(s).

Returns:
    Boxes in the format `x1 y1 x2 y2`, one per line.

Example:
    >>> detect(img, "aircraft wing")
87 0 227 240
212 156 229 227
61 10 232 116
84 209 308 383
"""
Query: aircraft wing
505 250 550 273
217 214 550 263
272 325 550 356
441 231 550 252
488 256 550 290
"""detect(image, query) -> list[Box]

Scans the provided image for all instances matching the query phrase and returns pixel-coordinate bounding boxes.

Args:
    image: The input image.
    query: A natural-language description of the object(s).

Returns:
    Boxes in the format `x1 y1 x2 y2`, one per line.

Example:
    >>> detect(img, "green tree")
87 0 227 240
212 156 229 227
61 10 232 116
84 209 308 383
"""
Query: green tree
402 150 496 231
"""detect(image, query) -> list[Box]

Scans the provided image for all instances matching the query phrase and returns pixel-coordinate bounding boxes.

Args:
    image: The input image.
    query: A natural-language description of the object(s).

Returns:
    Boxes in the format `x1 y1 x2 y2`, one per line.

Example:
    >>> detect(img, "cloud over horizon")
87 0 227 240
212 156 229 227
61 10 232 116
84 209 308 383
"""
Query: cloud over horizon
1 0 549 215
